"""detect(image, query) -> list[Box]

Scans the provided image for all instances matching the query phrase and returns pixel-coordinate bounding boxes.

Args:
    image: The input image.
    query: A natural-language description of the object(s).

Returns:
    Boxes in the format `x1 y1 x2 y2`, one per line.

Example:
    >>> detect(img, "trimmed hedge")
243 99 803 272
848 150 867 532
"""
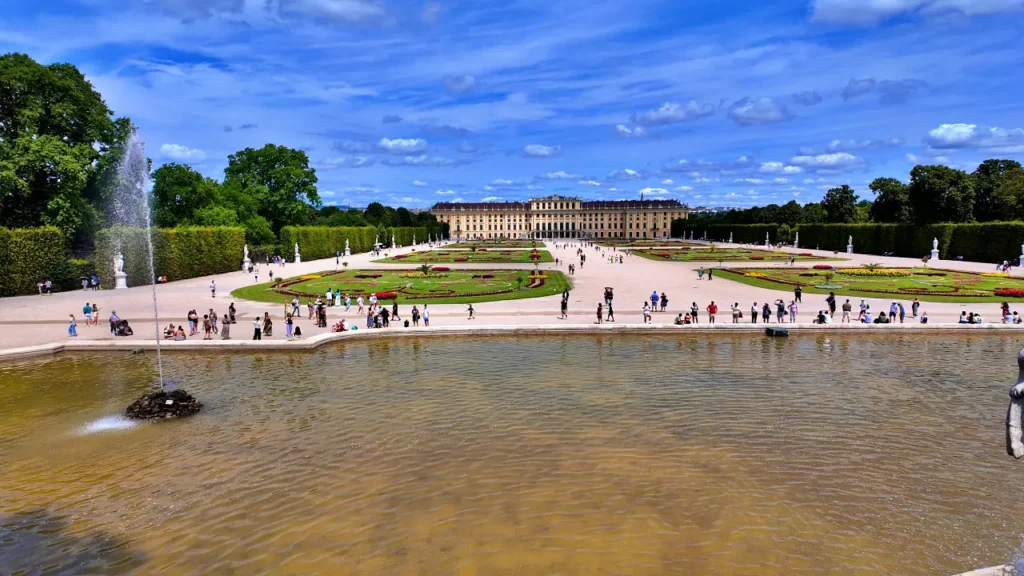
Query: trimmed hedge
0 227 74 296
95 226 246 289
796 222 1024 263
278 226 428 261
673 223 780 244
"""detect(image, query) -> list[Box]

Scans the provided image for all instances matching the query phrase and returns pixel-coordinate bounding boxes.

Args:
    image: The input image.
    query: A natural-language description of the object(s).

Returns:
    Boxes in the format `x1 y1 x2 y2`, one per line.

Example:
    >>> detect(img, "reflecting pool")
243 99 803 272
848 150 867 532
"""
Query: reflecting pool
1 334 1022 575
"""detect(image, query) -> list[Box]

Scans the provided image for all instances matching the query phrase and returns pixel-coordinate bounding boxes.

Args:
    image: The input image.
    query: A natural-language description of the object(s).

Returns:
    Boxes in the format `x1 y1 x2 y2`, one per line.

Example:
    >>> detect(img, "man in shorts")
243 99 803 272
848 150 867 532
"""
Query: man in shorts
842 299 852 323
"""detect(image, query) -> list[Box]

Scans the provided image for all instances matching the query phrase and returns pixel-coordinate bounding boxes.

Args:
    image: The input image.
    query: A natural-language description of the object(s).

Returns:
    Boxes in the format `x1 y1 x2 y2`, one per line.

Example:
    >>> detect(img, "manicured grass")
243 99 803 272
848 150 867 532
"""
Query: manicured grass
715 267 1024 303
596 240 703 248
231 269 571 305
448 240 540 249
374 249 554 264
631 248 844 262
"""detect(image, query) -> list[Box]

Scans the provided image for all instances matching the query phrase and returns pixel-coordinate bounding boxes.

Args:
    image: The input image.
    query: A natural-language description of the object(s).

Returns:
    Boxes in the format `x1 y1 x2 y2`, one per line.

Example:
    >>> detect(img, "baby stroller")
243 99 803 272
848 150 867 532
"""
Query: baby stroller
116 319 134 336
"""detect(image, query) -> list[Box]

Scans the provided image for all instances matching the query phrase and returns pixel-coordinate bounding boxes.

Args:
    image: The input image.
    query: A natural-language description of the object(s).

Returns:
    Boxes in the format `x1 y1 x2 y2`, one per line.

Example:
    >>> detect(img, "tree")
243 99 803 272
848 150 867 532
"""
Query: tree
151 163 222 227
801 202 826 223
223 144 320 234
907 165 975 224
395 207 416 227
973 159 1022 221
854 200 872 223
821 185 858 223
868 177 913 223
992 166 1024 221
0 53 121 245
778 200 803 227
363 202 396 227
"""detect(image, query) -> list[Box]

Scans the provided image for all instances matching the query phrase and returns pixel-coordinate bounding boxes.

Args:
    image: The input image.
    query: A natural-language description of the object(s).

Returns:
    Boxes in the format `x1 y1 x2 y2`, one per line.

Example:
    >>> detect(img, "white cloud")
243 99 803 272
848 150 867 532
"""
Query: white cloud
933 155 952 165
809 137 904 153
346 186 379 193
482 185 494 191
536 171 581 181
773 178 789 184
925 123 1024 153
522 144 560 157
615 124 648 138
319 156 375 169
579 180 601 187
320 189 337 198
480 196 502 202
811 0 1024 25
631 101 715 126
607 168 643 181
676 185 693 192
160 143 206 161
397 196 420 204
638 187 670 197
450 197 464 202
412 180 428 187
435 189 455 196
905 153 920 163
728 97 791 126
491 179 514 185
286 0 392 23
661 179 674 185
378 137 428 153
789 152 864 171
693 176 719 183
734 178 764 184
444 74 476 94
384 155 456 167
759 162 803 174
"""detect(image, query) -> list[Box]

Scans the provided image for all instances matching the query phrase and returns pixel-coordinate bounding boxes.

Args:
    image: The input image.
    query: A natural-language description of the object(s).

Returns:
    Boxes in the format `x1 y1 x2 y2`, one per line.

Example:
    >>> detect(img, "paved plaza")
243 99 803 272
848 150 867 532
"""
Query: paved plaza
1 240 1021 353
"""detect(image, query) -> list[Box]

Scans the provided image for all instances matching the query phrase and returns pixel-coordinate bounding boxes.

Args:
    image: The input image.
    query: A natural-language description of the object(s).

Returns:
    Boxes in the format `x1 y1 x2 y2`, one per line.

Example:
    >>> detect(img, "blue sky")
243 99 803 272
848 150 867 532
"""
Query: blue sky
3 0 1023 209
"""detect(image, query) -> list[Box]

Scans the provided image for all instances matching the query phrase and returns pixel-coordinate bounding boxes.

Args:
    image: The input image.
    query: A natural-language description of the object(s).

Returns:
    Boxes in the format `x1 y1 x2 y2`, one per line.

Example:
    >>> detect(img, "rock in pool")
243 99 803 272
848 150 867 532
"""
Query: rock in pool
126 389 202 420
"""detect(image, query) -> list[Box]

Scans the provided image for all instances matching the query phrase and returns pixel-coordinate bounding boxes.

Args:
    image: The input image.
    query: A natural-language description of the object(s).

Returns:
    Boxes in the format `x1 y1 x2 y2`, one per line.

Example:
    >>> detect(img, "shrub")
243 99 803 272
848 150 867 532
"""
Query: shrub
0 227 72 295
279 226 428 260
95 226 246 289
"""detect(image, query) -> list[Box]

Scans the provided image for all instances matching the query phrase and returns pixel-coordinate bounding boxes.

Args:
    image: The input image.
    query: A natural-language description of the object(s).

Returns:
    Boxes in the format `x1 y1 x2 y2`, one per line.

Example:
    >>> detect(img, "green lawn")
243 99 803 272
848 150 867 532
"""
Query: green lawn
715 266 1024 303
447 240 540 249
596 240 703 248
231 269 571 305
374 249 553 264
631 248 844 263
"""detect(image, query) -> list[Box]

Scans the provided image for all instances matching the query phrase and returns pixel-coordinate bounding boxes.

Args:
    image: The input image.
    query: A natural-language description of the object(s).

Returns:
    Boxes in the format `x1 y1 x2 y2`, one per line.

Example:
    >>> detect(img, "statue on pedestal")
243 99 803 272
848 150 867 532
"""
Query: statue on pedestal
1006 349 1024 459
294 242 301 264
930 237 940 261
114 251 128 289
344 239 350 257
794 231 800 249
846 235 854 254
242 244 251 271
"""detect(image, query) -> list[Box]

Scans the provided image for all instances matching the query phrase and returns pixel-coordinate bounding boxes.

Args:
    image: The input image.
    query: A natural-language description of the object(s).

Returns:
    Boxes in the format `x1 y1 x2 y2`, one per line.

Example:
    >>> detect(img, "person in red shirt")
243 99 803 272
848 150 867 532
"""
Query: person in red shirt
706 301 718 324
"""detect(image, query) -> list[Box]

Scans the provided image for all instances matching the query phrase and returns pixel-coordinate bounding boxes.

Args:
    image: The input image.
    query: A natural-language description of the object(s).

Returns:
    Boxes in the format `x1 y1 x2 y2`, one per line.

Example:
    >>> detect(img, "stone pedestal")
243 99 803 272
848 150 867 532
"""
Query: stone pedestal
242 257 251 272
344 248 350 257
114 270 128 290
930 248 940 261
294 254 301 264
846 245 853 254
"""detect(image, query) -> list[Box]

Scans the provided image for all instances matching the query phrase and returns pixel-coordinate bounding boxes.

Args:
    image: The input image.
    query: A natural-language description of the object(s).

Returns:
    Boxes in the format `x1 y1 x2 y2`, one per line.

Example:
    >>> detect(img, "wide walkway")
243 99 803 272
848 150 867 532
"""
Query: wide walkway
0 240 1019 351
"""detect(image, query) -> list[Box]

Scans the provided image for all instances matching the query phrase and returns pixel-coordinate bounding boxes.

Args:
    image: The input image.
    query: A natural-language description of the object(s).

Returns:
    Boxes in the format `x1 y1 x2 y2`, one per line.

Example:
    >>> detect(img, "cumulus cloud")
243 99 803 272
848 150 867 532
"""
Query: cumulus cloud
734 178 765 184
789 152 864 172
792 91 823 106
378 137 428 154
412 180 428 187
728 97 792 126
522 144 560 158
480 196 502 202
638 187 670 197
925 123 1024 153
160 143 206 161
676 185 693 192
382 114 403 124
614 124 648 138
906 153 920 163
491 179 514 185
825 137 903 152
606 168 644 181
759 161 803 174
661 179 674 185
319 156 375 169
842 78 927 104
811 0 1024 25
841 78 877 101
444 74 477 94
579 180 601 187
536 171 581 180
421 123 471 137
773 178 790 184
435 189 455 195
631 101 715 126
285 0 392 23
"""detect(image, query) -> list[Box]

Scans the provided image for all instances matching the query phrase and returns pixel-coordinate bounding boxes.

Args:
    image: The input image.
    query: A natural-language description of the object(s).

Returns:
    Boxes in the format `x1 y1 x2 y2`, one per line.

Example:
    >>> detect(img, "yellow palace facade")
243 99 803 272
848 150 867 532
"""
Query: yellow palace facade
430 195 689 240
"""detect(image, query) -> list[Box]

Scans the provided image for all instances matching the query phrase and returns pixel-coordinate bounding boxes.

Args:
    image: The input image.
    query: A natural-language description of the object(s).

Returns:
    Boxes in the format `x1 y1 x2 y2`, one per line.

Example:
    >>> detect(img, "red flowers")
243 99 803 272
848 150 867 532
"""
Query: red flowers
433 266 450 272
375 291 398 299
799 252 813 256
393 254 409 259
454 257 469 262
813 264 834 270
478 248 487 252
528 249 542 261
995 288 1024 298
656 252 672 258
749 256 765 260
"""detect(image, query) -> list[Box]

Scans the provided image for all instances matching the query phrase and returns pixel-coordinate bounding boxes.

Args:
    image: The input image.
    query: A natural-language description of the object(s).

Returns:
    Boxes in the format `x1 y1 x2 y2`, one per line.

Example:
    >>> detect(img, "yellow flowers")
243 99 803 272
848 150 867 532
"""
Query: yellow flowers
983 272 1010 278
837 268 911 277
744 272 766 278
528 274 548 280
299 274 321 280
399 272 447 278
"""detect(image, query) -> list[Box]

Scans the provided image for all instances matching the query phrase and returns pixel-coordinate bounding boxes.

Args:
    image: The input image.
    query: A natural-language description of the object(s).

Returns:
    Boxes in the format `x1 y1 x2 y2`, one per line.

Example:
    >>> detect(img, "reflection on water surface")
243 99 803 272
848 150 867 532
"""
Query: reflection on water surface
1 334 1021 575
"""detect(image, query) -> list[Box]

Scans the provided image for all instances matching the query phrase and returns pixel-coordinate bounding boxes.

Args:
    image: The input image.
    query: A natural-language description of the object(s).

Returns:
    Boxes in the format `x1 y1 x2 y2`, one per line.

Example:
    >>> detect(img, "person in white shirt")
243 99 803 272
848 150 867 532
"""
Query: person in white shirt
252 317 263 340
423 305 430 327
210 280 216 298
357 296 365 313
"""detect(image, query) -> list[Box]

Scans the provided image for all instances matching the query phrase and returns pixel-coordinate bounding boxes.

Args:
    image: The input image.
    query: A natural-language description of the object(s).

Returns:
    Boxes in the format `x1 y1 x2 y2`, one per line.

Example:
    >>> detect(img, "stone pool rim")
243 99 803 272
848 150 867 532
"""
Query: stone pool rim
3 322 1024 362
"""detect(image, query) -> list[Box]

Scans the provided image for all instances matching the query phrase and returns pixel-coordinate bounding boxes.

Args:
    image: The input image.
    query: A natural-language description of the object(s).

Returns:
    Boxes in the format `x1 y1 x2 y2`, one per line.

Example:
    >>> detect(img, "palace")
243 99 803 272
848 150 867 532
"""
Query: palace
430 195 689 240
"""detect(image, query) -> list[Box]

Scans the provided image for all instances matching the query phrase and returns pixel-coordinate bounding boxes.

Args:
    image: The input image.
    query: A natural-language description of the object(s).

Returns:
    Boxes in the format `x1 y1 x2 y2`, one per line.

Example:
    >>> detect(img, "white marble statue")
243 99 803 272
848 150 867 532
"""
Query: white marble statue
933 237 939 250
930 237 940 261
1007 349 1024 458
794 231 800 249
114 251 124 273
344 239 350 257
765 232 770 247
846 235 854 254
114 251 128 289
243 244 249 261
728 232 733 243
293 242 301 264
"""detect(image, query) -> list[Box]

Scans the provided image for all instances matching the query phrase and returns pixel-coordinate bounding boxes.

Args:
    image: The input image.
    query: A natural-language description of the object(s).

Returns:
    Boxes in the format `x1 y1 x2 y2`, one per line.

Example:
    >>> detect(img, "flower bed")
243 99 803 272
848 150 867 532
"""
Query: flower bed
745 272 766 278
748 256 765 260
984 272 1011 278
375 291 398 300
454 257 469 262
799 252 813 256
355 274 383 279
299 274 321 280
813 264 833 270
656 252 671 258
837 268 912 277
393 254 410 259
433 266 450 272
995 288 1024 298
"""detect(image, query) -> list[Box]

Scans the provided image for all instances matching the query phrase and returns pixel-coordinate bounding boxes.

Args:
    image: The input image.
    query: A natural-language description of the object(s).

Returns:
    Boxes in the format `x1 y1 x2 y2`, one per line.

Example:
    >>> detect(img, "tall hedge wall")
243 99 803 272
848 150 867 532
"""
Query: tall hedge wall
796 222 1024 263
672 222 780 244
279 226 428 261
0 227 74 296
94 226 246 289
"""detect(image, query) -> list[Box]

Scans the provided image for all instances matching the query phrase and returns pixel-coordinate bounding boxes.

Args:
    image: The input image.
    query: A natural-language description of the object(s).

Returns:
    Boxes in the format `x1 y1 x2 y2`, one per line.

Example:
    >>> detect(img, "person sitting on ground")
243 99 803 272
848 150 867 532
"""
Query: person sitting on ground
920 312 929 324
862 310 873 323
873 312 889 324
1015 312 1022 325
164 323 176 338
971 312 984 324
119 319 134 336
674 313 685 325
816 310 827 324
959 312 969 324
293 326 302 340
174 325 187 341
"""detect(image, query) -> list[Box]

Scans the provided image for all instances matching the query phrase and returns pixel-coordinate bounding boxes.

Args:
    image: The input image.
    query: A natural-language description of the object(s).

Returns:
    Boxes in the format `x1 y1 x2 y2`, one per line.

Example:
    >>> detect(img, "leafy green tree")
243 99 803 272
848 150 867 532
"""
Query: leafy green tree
395 207 416 227
363 202 396 227
778 200 803 227
821 185 858 223
316 206 367 227
992 166 1024 221
242 215 276 245
0 53 121 245
868 177 913 223
223 144 320 233
151 163 222 227
801 202 826 223
907 165 975 224
973 159 1022 222
194 205 239 226
854 200 872 222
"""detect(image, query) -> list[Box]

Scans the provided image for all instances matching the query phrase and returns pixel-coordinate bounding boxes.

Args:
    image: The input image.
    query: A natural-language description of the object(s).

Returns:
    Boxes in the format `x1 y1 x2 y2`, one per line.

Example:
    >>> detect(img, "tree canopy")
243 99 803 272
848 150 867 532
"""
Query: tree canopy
223 144 320 234
868 177 913 224
908 164 975 224
821 185 858 223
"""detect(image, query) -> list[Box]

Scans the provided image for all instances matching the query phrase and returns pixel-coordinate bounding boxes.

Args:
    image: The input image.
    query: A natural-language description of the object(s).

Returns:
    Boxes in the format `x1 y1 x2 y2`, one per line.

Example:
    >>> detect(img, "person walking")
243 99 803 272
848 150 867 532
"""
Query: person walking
467 304 475 320
794 285 802 303
911 297 920 318
698 267 704 280
560 296 568 319
826 292 836 318
605 301 615 322
344 294 351 311
707 301 718 323
252 316 262 340
210 280 216 298
650 291 659 312
221 314 231 339
642 302 652 324
898 302 906 323
83 302 93 327
411 306 420 327
292 297 300 317
596 303 603 324
392 300 401 321
707 268 713 281
788 300 798 323
423 304 430 327
762 303 771 324
731 303 740 323
357 295 365 314
68 314 78 337
209 309 218 334
203 314 213 340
